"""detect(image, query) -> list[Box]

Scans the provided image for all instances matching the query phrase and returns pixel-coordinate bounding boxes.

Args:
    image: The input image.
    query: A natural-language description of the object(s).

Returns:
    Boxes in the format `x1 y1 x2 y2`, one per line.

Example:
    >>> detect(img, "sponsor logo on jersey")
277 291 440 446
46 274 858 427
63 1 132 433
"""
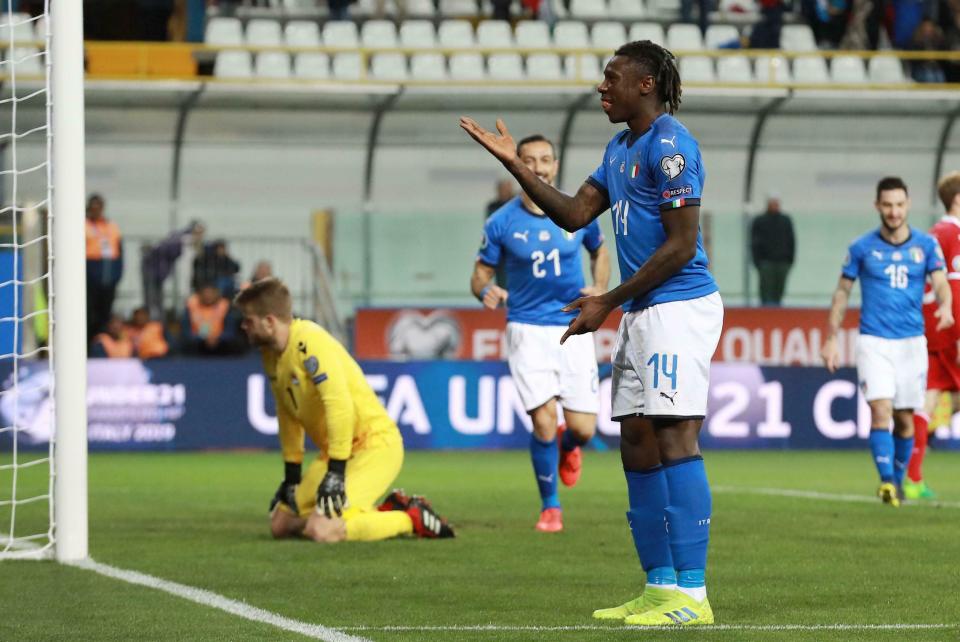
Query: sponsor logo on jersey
297 341 307 354
539 230 551 242
662 185 693 199
303 356 319 375
910 246 925 263
892 251 903 262
660 135 676 147
513 230 529 243
871 250 883 260
660 153 686 179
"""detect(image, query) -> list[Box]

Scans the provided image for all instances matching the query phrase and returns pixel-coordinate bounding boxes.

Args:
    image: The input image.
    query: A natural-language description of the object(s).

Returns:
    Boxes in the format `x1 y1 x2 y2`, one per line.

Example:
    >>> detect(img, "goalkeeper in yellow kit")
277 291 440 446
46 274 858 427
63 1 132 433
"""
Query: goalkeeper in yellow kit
235 278 454 543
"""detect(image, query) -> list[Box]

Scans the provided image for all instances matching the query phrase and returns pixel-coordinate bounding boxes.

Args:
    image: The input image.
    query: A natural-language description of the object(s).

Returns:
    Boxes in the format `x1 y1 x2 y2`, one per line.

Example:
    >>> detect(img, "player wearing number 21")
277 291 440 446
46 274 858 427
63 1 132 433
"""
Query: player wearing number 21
470 134 610 534
462 40 723 627
822 177 952 508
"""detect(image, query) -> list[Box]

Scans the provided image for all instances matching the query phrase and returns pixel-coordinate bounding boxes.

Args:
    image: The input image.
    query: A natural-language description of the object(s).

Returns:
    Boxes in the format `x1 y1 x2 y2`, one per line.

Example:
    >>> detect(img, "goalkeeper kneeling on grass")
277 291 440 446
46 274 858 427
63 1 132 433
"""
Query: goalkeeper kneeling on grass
235 277 454 542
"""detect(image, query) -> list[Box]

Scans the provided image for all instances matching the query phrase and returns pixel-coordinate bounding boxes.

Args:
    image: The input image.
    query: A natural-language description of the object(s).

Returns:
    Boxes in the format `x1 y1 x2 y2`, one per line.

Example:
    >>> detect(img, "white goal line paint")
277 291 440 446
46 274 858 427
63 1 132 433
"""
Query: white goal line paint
342 624 956 632
68 558 370 642
713 485 960 509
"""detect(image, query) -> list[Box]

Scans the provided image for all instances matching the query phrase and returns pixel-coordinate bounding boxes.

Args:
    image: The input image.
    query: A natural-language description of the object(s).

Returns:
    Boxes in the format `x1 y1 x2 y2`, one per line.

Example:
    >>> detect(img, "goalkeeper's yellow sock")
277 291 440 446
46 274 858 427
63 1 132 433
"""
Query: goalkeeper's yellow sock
345 510 414 541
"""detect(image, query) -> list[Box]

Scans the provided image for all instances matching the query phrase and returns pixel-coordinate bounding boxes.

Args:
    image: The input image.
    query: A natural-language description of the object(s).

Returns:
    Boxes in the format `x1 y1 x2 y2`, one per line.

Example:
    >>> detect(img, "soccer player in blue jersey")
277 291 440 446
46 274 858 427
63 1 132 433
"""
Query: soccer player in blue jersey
821 176 952 507
461 40 723 626
470 134 610 533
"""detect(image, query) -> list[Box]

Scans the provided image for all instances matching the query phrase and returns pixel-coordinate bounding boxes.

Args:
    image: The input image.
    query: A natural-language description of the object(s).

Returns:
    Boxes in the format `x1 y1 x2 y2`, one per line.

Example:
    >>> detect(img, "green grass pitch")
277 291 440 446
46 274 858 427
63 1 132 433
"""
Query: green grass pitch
3 449 960 641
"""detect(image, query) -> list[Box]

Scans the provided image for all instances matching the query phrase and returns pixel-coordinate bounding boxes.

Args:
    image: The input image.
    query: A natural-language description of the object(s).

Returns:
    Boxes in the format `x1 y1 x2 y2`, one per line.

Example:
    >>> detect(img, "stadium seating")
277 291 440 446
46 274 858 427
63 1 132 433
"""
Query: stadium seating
410 53 448 79
569 0 610 19
361 20 399 49
5 47 42 75
515 21 552 48
332 52 363 79
667 24 704 51
439 0 479 17
526 53 565 80
0 12 35 45
780 24 817 52
792 55 829 83
629 22 665 45
830 55 867 84
246 19 283 46
371 52 408 80
477 21 514 48
449 52 485 79
680 55 715 82
294 52 330 79
705 24 740 49
400 20 437 48
554 21 590 49
323 21 360 48
406 0 438 17
488 53 524 79
256 51 292 78
591 21 628 49
868 55 907 83
754 55 791 83
609 0 647 19
205 17 243 46
716 55 753 83
438 20 476 48
565 53 601 80
284 20 321 47
34 14 47 41
214 50 253 78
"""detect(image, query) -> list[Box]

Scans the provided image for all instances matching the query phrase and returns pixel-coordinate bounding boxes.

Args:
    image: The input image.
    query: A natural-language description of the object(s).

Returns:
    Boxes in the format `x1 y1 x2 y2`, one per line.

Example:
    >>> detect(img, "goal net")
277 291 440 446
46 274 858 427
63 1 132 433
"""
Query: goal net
1 1 87 561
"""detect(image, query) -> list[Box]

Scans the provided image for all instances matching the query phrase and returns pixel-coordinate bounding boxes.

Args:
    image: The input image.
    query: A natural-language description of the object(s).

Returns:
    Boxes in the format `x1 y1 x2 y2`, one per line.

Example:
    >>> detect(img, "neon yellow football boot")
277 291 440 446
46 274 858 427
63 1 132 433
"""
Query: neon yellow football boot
903 479 936 500
623 590 714 626
878 482 901 507
592 586 677 621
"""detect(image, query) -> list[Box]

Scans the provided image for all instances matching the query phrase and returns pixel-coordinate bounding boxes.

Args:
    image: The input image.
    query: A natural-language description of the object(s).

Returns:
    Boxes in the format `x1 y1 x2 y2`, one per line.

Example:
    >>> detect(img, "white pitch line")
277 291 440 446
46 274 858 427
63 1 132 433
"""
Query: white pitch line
69 558 370 642
343 624 955 632
713 485 960 509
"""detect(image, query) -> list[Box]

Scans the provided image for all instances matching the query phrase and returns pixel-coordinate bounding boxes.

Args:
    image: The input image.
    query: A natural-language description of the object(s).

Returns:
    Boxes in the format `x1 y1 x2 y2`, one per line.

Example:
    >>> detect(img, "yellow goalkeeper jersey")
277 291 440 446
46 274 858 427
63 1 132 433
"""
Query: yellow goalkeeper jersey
262 319 399 464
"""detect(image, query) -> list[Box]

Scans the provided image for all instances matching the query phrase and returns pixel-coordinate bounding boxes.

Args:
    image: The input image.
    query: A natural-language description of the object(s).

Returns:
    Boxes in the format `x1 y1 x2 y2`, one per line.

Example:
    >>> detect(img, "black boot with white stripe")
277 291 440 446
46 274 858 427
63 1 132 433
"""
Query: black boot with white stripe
406 496 455 539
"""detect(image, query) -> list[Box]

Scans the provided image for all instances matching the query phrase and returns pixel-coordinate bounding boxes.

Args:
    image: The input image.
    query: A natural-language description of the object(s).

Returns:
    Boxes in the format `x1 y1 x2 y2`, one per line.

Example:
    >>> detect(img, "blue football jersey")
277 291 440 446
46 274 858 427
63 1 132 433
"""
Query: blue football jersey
478 197 605 326
842 227 945 338
587 114 718 312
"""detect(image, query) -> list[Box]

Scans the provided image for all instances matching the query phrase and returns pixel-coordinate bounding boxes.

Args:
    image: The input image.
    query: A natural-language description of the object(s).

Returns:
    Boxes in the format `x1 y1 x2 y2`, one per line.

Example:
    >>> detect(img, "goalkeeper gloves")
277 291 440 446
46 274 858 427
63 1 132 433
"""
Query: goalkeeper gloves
316 459 347 518
269 462 301 514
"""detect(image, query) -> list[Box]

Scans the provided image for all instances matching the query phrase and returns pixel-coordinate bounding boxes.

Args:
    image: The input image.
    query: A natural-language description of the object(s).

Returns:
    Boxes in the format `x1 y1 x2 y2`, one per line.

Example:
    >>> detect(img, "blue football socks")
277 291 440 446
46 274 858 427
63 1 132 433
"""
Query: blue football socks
869 429 895 483
560 427 588 452
624 466 674 576
663 456 712 595
893 434 914 488
530 434 560 510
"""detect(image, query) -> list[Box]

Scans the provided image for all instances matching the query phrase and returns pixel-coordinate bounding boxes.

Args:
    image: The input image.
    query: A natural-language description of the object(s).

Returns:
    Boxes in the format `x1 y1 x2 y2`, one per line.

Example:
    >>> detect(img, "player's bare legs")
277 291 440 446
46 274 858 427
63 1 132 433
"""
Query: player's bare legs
530 400 559 441
270 508 307 539
303 512 348 543
562 409 596 443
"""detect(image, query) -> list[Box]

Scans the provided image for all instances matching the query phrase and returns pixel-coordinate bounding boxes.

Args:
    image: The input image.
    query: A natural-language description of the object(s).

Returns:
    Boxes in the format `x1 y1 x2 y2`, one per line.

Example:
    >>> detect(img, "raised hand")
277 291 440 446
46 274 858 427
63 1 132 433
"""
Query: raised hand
459 117 518 165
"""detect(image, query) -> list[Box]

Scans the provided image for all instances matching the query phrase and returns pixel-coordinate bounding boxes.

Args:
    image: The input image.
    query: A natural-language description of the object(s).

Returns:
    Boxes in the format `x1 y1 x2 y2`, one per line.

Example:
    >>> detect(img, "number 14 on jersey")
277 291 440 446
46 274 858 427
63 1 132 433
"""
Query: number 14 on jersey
612 199 629 236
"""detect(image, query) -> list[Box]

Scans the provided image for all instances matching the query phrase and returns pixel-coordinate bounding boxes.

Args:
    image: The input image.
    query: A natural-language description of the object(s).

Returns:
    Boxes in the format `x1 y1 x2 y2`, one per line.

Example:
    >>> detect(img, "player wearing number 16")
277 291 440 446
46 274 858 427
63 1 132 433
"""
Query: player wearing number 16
461 40 722 626
470 134 610 534
821 177 952 508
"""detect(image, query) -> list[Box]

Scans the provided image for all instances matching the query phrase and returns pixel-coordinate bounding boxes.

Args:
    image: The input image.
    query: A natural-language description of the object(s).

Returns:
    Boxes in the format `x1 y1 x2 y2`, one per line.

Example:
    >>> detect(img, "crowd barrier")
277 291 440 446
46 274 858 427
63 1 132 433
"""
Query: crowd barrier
3 356 957 452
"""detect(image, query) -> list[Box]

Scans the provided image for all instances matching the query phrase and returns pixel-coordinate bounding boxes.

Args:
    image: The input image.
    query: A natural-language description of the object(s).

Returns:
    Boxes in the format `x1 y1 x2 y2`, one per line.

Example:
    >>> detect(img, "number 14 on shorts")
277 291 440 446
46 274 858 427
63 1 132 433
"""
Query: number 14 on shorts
647 352 678 389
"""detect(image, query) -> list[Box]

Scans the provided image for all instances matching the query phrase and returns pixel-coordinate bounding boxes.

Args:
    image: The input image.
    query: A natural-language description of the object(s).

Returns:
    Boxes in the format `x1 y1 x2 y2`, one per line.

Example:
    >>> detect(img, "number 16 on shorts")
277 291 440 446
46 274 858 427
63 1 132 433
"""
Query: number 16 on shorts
647 352 678 390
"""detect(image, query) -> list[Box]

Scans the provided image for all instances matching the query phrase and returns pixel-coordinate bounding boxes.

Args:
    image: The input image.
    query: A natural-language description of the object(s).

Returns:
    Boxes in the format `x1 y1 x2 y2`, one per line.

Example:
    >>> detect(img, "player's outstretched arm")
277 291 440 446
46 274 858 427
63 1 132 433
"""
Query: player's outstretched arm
931 269 955 330
459 117 607 231
471 261 508 309
561 206 700 344
821 276 854 373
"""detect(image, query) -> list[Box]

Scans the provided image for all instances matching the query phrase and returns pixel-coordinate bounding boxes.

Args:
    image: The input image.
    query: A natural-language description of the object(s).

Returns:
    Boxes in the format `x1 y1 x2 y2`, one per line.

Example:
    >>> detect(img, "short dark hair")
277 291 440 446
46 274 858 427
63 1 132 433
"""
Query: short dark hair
614 40 682 115
516 134 556 159
876 176 908 201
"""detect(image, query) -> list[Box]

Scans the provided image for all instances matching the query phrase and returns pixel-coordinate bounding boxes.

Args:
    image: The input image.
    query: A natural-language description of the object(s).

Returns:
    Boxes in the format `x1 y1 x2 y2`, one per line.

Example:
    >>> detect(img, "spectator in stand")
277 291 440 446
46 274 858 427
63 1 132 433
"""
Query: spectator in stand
126 306 170 359
90 314 134 358
909 18 947 82
328 0 354 20
682 0 712 36
891 0 936 48
181 282 241 355
802 0 850 48
141 220 205 320
374 0 407 18
750 194 796 306
191 239 240 299
939 0 960 81
240 260 275 291
491 0 513 20
839 0 882 49
719 0 786 48
85 193 123 343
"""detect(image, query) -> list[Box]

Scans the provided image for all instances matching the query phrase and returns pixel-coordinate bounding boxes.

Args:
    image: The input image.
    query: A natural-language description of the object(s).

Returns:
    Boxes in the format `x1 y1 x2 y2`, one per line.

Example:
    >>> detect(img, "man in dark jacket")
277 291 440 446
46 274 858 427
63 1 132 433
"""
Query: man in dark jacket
140 220 205 320
751 194 795 306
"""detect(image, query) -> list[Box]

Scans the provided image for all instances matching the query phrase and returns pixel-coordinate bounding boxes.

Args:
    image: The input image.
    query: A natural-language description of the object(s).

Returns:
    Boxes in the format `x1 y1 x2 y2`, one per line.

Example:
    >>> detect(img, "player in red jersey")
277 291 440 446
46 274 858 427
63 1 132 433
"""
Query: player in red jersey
912 171 960 500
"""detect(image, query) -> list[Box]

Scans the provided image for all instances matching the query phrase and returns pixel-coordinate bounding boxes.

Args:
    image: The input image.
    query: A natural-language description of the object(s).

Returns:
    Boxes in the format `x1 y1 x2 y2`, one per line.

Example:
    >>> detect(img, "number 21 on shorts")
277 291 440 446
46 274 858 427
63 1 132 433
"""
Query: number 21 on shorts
647 352 678 390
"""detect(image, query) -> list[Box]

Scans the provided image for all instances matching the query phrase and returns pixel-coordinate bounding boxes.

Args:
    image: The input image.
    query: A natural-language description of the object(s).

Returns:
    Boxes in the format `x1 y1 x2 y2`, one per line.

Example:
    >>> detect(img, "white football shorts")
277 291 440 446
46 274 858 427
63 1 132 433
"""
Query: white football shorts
611 292 723 420
856 334 927 410
505 322 600 414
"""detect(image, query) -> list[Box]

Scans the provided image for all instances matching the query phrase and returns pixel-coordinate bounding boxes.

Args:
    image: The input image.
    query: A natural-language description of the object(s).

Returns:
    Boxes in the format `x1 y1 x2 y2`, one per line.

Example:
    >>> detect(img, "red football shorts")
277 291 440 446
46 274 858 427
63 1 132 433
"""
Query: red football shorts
927 345 960 392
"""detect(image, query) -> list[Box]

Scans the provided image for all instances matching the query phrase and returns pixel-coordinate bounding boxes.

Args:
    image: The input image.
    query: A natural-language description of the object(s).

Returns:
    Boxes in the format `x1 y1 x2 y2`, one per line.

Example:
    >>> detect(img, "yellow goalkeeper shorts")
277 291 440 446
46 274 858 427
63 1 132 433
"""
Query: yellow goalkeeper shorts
291 433 404 521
